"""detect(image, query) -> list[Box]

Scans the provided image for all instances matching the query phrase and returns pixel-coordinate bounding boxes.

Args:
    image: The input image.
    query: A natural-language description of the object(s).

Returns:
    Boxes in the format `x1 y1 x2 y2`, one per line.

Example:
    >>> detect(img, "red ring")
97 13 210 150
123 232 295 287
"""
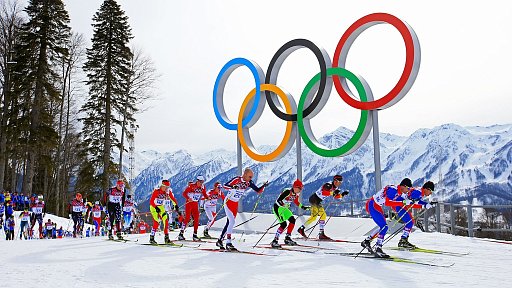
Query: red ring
333 13 416 110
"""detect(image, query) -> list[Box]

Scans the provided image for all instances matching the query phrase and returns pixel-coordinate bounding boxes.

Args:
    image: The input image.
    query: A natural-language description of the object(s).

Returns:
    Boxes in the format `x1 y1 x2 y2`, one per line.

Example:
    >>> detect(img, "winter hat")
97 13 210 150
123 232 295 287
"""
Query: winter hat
333 175 343 181
293 179 304 188
196 175 205 182
161 180 170 187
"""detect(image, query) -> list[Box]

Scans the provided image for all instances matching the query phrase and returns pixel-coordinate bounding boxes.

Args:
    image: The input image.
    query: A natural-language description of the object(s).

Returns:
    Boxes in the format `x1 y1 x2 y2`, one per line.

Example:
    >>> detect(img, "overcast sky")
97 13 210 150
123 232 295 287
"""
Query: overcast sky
57 0 512 153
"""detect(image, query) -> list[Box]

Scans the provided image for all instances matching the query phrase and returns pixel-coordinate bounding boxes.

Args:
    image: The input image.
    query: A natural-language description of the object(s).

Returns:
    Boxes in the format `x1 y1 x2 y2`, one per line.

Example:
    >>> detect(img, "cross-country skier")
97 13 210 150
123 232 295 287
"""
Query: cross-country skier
90 201 104 236
5 214 14 240
163 185 180 231
45 219 54 239
271 179 310 248
297 175 348 240
178 175 208 241
216 168 267 251
30 195 45 238
103 179 125 240
202 182 225 238
19 207 31 239
123 194 136 233
69 193 86 238
149 180 173 244
361 178 436 258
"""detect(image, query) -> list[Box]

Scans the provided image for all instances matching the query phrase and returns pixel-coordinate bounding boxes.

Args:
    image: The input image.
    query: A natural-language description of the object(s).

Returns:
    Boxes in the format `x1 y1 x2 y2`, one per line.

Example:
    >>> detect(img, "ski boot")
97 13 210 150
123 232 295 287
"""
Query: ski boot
225 242 238 251
374 246 390 258
361 239 373 253
164 234 173 244
318 231 332 240
398 237 417 249
192 233 200 241
297 226 307 238
177 232 185 241
271 239 281 248
116 232 124 240
216 239 225 250
284 235 297 246
149 235 157 244
108 231 114 240
203 229 211 238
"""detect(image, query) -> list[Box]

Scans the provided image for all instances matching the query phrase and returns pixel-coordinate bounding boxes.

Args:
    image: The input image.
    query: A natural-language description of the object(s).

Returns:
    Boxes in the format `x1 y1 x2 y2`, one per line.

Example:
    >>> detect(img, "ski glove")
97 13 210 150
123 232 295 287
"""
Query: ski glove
424 202 437 209
402 198 414 205
300 204 310 210
231 185 239 190
174 204 179 211
341 190 349 197
155 206 161 213
333 190 341 196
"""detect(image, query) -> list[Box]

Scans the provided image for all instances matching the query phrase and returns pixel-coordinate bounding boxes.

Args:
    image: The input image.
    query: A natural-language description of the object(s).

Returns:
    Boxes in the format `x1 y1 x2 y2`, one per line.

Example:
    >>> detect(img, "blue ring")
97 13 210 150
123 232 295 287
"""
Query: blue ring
213 58 262 130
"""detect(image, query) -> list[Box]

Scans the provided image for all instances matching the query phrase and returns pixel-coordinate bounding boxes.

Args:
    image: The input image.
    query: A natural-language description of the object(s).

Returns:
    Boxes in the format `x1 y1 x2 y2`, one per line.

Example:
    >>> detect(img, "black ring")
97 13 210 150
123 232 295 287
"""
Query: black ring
265 39 329 121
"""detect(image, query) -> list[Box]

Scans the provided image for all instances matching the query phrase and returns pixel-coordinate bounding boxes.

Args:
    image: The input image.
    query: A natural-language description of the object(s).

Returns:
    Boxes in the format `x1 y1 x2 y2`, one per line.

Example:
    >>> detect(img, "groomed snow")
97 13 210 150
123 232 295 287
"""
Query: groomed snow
2 212 511 288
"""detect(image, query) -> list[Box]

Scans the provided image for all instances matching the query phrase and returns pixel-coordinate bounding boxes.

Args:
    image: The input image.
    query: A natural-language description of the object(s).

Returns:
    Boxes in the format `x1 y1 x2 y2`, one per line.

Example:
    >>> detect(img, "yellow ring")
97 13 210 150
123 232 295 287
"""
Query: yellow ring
237 84 294 162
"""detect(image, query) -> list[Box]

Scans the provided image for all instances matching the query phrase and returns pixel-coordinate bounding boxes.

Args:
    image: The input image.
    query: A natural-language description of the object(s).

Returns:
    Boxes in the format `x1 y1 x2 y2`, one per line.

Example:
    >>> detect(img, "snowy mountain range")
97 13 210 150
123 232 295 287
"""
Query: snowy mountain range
122 123 512 212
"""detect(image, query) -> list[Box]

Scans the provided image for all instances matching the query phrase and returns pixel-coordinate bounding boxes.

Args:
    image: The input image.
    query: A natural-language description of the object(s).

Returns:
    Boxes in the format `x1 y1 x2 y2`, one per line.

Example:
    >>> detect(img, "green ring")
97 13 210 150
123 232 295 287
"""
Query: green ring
297 67 369 157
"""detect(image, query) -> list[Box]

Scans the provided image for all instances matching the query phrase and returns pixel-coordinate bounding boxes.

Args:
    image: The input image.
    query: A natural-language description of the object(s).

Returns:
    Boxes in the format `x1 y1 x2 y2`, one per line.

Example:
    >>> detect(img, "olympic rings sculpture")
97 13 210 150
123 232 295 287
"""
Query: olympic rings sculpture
213 13 420 162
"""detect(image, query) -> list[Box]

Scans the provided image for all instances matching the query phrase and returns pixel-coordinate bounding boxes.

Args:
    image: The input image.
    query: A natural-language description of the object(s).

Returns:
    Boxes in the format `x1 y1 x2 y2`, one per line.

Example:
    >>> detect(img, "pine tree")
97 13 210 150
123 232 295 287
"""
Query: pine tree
0 0 24 192
81 0 133 194
10 0 71 196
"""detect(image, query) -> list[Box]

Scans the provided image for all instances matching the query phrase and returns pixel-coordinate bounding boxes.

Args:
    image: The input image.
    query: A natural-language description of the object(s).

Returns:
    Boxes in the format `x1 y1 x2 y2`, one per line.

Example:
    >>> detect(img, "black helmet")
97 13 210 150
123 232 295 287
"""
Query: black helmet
399 178 413 188
422 181 435 191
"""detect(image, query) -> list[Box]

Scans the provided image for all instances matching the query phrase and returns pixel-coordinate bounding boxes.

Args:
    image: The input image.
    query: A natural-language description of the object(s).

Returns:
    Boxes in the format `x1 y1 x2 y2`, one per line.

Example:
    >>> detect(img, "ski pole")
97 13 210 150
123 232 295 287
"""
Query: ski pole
354 203 416 259
381 208 428 247
239 191 264 241
234 215 259 228
252 219 278 248
305 201 335 239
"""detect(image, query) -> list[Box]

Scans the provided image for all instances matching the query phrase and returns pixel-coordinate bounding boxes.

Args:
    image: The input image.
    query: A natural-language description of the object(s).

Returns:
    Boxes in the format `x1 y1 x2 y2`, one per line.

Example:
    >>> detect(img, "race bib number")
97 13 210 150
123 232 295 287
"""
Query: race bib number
72 206 83 213
46 224 53 230
123 206 132 212
373 189 386 206
32 207 43 214
191 193 202 201
315 189 329 201
109 195 122 203
155 199 164 206
21 215 30 221
93 211 101 218
230 190 245 201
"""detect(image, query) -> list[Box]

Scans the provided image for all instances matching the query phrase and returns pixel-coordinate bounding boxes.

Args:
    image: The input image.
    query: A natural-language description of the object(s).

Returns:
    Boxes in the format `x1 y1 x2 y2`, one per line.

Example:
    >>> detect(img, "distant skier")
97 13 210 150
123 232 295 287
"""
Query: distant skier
149 180 173 244
122 194 136 233
361 178 436 258
216 168 267 251
45 219 54 239
5 215 15 240
19 207 31 239
30 195 45 238
103 180 125 240
68 193 86 238
178 175 208 241
138 220 148 234
271 179 310 248
297 175 348 240
90 201 104 236
202 182 225 238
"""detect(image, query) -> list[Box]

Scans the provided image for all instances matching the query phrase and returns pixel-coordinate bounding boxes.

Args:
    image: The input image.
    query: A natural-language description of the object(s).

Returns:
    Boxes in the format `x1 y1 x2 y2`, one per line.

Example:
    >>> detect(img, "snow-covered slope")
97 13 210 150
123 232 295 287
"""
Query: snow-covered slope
2 214 512 288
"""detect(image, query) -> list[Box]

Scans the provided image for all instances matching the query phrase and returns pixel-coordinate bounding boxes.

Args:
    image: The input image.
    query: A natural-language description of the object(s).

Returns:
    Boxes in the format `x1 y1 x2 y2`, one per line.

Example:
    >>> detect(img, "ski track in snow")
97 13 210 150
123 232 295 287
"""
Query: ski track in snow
2 214 512 288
